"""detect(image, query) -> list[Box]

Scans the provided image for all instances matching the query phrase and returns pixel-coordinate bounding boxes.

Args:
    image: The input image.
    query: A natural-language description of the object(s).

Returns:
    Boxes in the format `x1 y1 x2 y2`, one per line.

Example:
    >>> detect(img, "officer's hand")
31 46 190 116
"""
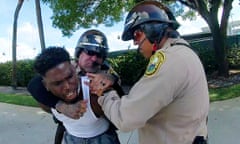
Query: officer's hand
86 73 114 96
55 100 87 119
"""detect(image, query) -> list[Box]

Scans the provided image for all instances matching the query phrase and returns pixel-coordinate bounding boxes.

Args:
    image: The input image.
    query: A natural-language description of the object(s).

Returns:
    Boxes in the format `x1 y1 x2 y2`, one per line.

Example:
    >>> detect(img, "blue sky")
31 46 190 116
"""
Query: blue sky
0 0 239 62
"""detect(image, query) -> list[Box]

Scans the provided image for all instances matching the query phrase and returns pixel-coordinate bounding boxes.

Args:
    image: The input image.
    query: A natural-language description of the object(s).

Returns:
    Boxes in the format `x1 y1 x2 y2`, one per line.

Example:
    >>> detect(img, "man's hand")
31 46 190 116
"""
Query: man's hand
55 100 87 119
86 73 114 96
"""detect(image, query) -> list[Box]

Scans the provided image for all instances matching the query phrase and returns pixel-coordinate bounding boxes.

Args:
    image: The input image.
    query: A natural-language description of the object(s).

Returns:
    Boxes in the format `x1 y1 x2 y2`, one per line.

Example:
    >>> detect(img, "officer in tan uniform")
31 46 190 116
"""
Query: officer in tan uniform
88 1 209 144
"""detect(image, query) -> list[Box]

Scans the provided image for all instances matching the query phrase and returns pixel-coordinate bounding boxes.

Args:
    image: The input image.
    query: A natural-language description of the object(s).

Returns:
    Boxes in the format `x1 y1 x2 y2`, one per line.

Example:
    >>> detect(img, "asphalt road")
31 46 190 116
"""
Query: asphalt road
1 96 240 144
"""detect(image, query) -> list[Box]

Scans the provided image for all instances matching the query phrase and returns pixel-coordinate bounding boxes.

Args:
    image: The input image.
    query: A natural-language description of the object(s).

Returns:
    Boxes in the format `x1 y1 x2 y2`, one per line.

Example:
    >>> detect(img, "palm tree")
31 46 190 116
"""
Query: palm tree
12 0 24 89
35 0 46 51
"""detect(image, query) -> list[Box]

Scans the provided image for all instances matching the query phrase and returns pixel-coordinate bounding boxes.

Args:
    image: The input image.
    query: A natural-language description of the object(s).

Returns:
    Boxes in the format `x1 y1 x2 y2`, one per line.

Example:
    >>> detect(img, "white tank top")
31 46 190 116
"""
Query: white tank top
52 76 109 138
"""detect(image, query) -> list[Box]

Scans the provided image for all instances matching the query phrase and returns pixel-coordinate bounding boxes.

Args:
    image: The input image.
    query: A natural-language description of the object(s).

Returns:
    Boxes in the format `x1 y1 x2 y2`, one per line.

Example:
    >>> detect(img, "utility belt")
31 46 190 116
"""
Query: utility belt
193 136 208 144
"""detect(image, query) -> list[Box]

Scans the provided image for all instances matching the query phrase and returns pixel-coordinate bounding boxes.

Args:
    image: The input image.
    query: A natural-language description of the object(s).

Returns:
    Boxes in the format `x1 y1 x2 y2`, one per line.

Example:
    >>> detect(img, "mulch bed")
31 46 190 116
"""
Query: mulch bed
207 70 240 88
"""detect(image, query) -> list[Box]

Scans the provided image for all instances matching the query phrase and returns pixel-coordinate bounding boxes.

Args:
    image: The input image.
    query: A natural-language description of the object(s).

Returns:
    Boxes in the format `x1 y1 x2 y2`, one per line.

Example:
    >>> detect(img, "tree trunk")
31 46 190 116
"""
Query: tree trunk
35 0 46 51
206 0 232 77
211 28 229 77
12 0 24 90
176 0 233 77
207 14 229 77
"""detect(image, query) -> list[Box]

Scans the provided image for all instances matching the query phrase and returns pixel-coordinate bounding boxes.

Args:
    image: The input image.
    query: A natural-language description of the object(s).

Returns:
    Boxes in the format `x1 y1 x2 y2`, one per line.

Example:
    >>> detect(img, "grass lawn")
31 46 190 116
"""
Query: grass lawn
0 84 240 107
0 93 38 107
209 84 240 102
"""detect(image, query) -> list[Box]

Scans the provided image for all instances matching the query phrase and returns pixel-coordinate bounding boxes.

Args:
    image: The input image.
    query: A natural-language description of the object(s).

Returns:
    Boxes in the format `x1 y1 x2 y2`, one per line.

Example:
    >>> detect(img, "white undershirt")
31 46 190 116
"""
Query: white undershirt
51 76 109 138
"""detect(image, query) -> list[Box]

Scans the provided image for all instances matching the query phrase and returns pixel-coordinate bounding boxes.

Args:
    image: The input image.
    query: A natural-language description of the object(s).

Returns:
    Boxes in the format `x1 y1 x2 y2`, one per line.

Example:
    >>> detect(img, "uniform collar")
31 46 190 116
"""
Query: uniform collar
157 37 187 51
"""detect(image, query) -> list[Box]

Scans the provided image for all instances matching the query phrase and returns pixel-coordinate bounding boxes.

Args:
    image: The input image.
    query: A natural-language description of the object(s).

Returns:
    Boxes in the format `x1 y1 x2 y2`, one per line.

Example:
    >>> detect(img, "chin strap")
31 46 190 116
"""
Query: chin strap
151 30 180 55
151 37 163 55
152 42 157 55
152 42 157 51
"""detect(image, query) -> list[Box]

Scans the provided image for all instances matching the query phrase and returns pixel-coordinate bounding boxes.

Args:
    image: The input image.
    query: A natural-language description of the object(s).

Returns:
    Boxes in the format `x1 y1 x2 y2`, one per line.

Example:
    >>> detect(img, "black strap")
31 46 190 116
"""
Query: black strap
52 116 65 144
170 42 191 48
54 123 65 144
192 136 208 144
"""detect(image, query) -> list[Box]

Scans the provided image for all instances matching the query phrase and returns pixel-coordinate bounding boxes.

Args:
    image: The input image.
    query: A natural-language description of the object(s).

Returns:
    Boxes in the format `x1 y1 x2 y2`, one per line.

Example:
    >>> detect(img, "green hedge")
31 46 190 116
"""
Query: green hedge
108 46 240 85
190 42 217 74
0 45 240 87
227 45 240 69
108 50 148 85
0 61 12 85
0 60 35 86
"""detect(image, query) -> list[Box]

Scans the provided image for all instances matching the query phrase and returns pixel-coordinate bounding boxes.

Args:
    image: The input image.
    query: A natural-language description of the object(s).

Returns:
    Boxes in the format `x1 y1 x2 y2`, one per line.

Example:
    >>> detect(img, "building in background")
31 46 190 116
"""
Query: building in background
201 20 240 35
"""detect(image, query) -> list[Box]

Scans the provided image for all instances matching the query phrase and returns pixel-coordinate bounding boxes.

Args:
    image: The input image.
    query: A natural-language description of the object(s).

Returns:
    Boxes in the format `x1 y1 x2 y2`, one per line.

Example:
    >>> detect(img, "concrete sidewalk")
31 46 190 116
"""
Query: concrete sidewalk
0 103 138 144
1 96 240 144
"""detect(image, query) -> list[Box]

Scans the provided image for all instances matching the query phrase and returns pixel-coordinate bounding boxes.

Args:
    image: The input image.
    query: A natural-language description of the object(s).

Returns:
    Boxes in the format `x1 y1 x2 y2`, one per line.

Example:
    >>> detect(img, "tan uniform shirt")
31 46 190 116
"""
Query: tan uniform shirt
98 38 209 144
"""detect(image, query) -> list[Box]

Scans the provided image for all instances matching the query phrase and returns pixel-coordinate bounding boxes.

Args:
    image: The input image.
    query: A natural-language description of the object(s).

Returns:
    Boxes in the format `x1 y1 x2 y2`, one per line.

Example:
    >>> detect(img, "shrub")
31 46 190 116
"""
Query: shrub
0 61 12 85
0 37 240 87
0 59 35 86
227 45 240 69
108 50 148 85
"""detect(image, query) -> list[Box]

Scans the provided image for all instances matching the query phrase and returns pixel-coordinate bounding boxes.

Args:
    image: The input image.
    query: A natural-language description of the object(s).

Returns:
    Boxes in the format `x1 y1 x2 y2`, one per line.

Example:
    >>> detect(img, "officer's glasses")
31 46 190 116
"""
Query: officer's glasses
133 30 142 42
83 49 103 58
133 30 146 46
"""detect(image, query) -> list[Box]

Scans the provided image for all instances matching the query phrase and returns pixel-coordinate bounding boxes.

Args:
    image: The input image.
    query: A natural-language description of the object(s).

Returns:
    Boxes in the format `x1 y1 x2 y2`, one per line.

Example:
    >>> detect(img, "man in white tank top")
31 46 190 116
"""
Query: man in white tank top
51 76 112 143
28 30 124 144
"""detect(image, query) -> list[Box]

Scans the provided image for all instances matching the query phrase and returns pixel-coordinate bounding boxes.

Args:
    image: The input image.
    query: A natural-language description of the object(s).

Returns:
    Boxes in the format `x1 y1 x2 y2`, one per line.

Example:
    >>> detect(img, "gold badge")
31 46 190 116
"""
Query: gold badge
145 51 165 76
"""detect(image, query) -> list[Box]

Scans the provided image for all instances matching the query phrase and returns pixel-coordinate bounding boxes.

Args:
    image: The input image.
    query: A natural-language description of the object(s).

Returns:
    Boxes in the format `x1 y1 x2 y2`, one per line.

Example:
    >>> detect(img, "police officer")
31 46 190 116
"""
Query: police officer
28 29 124 144
88 1 209 144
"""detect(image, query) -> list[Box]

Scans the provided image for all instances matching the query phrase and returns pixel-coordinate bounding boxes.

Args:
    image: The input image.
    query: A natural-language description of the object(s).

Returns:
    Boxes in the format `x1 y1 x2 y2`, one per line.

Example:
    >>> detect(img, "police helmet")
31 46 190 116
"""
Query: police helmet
121 1 180 41
75 29 109 59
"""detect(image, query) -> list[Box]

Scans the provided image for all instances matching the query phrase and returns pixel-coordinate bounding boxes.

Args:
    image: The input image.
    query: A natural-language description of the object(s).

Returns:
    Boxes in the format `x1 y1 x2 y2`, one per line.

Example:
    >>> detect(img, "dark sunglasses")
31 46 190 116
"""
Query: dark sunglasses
83 49 103 58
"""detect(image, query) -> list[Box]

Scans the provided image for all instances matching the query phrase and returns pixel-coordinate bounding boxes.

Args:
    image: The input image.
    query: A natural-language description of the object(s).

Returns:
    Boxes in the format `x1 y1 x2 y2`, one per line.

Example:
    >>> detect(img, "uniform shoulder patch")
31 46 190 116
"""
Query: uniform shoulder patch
144 51 165 77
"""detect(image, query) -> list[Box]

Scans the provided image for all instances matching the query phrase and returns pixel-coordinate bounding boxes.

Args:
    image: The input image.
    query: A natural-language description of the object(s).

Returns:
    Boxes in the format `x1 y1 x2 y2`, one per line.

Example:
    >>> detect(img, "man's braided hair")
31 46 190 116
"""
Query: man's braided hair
34 46 70 76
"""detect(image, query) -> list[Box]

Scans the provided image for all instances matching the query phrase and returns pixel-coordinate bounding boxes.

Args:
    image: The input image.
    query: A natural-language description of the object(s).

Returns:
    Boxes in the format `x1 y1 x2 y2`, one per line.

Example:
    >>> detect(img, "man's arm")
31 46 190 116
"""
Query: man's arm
38 103 52 113
27 75 59 107
55 100 87 119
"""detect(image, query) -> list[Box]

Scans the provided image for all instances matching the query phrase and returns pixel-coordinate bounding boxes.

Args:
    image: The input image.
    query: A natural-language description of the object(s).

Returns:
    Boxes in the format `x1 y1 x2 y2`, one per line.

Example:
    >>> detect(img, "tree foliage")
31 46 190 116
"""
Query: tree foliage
42 0 238 76
41 0 201 36
42 0 136 36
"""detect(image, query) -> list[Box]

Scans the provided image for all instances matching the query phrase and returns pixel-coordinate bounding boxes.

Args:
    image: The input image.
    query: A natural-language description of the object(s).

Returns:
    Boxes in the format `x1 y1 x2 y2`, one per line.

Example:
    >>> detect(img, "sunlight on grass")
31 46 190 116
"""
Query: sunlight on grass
209 84 240 102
